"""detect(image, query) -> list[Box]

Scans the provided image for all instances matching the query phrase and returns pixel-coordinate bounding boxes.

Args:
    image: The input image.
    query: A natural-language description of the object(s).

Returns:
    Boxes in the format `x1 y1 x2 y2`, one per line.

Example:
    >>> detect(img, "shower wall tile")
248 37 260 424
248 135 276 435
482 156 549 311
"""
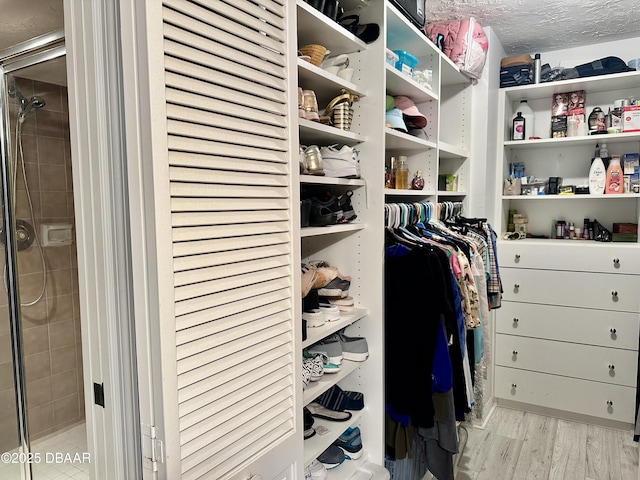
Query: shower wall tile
0 390 19 453
35 110 65 139
24 351 51 383
22 324 49 355
18 133 38 166
51 294 74 323
54 392 79 425
49 320 75 349
39 164 67 192
50 345 76 376
19 271 47 304
26 376 52 408
20 301 48 327
0 334 12 364
0 362 13 390
37 136 66 166
45 245 71 271
47 268 73 297
40 191 67 218
51 369 78 399
17 247 45 276
28 402 54 437
15 189 41 219
0 307 8 335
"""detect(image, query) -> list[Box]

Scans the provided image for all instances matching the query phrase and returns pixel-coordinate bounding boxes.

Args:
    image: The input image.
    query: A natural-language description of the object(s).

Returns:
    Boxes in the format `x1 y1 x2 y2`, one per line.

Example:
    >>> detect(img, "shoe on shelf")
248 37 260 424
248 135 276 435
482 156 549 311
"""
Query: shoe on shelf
314 385 349 412
318 303 341 321
317 277 350 298
307 402 353 422
333 426 363 459
304 459 328 480
307 192 343 226
304 145 325 176
303 407 316 440
330 329 369 361
317 444 348 469
320 295 355 312
308 337 343 365
301 264 318 298
308 260 352 282
336 190 357 223
320 145 360 178
302 352 324 381
298 87 307 120
303 89 320 121
300 145 309 174
302 363 311 390
302 309 324 328
344 390 365 410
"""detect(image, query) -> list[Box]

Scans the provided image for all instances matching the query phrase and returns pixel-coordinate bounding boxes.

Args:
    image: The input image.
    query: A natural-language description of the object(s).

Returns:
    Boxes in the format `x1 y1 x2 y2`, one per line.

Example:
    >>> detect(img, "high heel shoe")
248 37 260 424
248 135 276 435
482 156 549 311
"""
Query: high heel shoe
303 90 320 122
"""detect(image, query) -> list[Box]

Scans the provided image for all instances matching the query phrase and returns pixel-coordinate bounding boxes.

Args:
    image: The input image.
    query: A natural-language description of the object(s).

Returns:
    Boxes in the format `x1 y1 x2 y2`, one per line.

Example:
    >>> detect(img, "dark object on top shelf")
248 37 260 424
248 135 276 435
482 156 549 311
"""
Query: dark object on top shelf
575 56 634 78
305 0 344 22
389 0 427 28
339 15 380 44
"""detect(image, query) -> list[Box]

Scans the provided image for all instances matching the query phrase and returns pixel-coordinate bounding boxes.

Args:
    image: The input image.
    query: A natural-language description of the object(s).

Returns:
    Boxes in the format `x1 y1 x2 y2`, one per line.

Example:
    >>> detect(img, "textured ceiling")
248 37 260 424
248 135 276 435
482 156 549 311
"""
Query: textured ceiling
428 0 640 55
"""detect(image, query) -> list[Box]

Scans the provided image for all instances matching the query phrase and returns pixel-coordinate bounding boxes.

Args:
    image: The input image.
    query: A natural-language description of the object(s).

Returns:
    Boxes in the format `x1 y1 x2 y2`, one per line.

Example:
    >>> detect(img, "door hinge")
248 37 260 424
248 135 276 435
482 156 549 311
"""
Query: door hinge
142 424 165 472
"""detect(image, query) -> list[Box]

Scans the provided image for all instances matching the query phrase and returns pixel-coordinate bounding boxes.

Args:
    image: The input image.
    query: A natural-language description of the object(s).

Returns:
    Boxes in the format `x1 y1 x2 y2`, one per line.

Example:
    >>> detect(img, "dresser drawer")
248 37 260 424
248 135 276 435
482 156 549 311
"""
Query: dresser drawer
498 242 640 274
496 302 640 350
500 268 640 312
495 334 638 387
495 366 636 424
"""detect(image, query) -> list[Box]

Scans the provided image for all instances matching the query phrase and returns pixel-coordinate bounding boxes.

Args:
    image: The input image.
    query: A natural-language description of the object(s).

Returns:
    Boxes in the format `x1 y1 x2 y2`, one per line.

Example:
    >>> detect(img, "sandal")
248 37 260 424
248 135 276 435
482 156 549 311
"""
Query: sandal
303 89 320 121
339 15 380 44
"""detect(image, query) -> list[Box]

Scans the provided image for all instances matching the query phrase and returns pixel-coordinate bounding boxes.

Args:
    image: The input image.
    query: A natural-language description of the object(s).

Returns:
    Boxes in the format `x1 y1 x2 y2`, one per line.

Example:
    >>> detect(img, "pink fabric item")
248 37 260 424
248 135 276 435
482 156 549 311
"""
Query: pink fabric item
425 17 488 80
393 95 427 128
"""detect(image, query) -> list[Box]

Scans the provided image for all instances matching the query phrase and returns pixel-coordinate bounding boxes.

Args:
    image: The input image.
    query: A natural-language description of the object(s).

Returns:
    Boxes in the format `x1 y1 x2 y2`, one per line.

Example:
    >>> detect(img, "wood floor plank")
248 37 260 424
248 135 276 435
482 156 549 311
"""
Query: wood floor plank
512 413 557 480
491 407 529 440
548 419 587 480
475 434 524 480
617 430 639 480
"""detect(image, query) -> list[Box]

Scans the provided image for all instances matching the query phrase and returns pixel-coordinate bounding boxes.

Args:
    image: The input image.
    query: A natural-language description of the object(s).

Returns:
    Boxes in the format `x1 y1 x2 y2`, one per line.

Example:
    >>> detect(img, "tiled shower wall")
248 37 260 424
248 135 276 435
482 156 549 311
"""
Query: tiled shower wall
0 77 83 452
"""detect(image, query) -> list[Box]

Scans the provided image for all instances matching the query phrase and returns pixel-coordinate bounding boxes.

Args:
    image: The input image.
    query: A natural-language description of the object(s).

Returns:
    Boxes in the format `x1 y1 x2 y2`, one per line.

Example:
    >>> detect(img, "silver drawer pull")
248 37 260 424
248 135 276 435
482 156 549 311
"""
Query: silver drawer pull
514 254 521 261
511 383 517 388
513 317 519 325
610 328 617 334
611 291 618 298
609 364 615 370
514 283 520 289
613 258 620 266
607 400 614 406
512 350 518 356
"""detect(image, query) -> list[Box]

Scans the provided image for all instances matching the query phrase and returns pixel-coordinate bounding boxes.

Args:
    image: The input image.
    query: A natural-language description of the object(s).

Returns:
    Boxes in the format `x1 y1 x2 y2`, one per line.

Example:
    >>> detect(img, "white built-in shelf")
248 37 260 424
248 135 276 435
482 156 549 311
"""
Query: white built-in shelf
296 0 367 54
300 175 366 187
299 118 365 146
384 188 436 196
385 64 438 103
503 193 640 200
298 58 367 99
439 141 469 159
502 71 640 101
303 308 368 348
438 191 467 197
385 127 436 152
504 132 640 149
301 223 366 237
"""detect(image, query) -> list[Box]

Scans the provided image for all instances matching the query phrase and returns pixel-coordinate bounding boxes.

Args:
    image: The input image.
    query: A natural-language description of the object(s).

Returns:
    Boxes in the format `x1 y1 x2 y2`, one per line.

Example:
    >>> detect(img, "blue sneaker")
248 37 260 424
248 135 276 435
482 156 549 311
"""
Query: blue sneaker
317 444 347 469
333 426 363 459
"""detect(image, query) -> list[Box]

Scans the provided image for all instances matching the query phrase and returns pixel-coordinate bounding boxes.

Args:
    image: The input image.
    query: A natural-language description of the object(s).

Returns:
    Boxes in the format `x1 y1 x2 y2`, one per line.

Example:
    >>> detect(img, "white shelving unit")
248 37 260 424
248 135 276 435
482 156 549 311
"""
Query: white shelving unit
493 71 640 428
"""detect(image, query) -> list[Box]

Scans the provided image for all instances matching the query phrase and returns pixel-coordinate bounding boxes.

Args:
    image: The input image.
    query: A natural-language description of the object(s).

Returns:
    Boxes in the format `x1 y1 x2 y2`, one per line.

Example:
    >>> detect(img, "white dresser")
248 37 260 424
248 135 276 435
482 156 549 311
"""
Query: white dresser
495 242 640 426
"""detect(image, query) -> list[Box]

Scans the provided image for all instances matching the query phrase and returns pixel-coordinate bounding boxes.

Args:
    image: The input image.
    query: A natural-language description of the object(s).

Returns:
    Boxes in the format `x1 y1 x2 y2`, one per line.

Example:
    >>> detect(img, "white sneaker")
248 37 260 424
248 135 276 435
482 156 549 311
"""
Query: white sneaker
320 145 360 178
304 459 328 480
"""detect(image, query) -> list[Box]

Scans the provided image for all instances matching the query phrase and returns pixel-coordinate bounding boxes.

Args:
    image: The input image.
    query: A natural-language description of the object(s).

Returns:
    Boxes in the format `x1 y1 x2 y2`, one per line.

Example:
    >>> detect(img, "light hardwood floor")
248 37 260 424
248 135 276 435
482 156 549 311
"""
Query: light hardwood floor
455 407 639 480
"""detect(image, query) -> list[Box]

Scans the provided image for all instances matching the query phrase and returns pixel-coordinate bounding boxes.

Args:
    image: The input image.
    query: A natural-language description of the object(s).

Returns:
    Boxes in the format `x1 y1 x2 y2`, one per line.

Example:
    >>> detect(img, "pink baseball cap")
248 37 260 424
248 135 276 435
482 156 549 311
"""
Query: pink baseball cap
394 95 427 129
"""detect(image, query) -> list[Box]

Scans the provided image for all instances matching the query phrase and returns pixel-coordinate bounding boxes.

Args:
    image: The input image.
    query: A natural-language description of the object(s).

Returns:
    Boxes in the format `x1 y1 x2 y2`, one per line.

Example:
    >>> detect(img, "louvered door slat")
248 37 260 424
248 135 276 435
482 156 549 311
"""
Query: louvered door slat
159 0 293 476
172 210 289 228
180 382 291 451
165 72 286 117
176 290 290 339
165 89 285 128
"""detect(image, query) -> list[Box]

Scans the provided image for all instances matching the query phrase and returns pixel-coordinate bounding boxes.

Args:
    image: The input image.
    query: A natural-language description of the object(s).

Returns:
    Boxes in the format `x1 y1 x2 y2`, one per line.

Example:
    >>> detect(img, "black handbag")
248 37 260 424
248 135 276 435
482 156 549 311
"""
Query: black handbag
389 0 426 28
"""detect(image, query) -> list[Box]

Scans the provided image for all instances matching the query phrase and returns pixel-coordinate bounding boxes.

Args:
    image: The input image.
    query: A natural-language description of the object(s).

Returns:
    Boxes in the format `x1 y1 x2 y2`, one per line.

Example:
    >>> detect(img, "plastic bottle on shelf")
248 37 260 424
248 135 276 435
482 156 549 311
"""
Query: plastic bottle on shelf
512 111 526 140
395 156 409 190
599 142 609 159
606 155 623 194
589 153 606 195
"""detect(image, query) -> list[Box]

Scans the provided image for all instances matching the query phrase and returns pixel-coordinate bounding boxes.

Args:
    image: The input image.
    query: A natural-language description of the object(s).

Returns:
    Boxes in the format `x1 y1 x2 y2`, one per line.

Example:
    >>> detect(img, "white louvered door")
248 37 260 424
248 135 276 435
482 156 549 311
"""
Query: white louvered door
133 1 301 479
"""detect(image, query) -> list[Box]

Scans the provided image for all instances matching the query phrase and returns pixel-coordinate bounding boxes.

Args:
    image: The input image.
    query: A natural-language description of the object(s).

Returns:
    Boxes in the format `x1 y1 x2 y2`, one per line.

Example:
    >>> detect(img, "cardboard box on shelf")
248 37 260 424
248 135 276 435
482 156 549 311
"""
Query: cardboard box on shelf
623 105 640 132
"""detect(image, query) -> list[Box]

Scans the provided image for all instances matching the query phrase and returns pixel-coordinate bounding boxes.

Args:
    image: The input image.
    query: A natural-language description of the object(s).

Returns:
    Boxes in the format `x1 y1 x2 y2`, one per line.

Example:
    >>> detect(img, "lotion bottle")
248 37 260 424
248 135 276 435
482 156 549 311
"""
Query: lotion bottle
512 112 525 140
606 155 623 194
589 154 606 194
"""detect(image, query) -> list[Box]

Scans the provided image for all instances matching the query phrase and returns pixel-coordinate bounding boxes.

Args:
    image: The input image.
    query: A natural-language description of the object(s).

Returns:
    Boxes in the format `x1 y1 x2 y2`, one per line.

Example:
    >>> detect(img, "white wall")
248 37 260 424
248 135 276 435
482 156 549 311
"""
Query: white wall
538 37 639 70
